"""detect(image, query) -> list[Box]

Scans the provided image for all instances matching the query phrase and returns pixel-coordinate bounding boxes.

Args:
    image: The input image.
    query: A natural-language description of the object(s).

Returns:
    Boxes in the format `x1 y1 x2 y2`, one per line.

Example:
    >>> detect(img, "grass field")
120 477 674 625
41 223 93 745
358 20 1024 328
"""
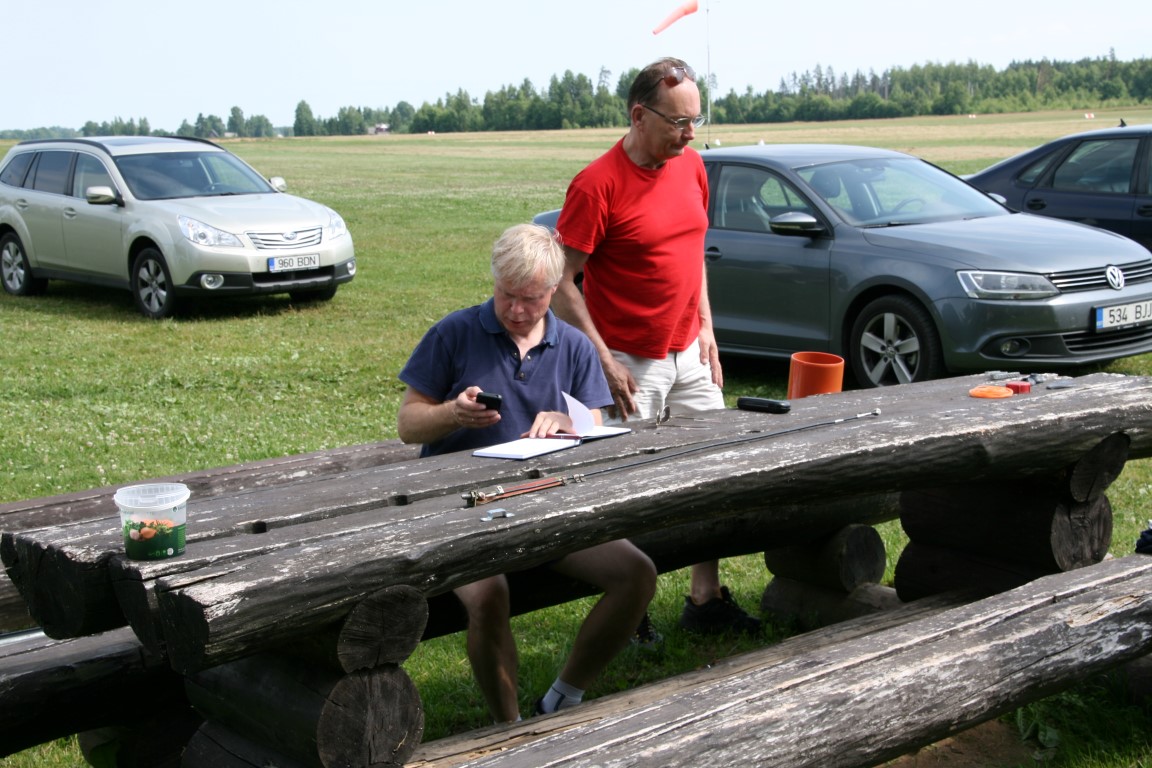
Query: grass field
3 108 1152 766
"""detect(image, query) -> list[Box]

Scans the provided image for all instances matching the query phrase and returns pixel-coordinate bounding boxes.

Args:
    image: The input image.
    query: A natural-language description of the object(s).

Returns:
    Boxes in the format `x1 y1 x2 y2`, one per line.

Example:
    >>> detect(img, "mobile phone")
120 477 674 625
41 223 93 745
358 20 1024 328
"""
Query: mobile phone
736 396 791 414
476 392 503 412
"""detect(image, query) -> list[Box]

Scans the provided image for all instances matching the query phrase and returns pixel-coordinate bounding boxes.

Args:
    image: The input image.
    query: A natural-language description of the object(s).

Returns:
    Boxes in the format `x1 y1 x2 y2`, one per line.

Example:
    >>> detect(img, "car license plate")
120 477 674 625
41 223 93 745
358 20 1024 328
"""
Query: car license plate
1096 299 1152 330
267 254 319 272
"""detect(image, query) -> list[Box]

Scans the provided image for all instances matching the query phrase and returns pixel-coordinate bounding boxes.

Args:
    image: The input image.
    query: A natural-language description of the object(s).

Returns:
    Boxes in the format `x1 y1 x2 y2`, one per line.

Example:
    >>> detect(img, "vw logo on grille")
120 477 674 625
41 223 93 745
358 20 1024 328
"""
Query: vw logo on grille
1106 265 1126 290
283 231 298 241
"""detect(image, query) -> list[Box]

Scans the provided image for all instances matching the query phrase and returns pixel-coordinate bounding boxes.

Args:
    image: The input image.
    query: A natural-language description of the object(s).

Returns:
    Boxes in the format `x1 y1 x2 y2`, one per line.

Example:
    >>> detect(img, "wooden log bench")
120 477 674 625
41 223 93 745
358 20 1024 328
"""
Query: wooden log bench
0 627 192 759
3 372 1152 766
406 554 1152 768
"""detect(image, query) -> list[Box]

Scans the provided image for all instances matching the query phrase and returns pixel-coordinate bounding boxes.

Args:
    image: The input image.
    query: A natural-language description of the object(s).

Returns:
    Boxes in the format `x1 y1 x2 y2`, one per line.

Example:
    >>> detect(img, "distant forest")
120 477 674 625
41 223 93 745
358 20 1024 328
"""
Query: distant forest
4 52 1149 140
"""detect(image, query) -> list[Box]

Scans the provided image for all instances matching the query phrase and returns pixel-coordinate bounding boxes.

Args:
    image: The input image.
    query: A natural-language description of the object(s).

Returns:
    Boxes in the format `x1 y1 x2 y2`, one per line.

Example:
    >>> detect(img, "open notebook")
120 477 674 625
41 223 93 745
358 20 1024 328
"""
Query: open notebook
473 393 630 460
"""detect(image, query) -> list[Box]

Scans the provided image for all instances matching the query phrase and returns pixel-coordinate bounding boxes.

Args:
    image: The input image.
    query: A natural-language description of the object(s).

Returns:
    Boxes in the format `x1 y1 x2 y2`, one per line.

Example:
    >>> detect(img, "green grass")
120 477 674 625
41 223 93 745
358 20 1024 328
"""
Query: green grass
5 109 1152 766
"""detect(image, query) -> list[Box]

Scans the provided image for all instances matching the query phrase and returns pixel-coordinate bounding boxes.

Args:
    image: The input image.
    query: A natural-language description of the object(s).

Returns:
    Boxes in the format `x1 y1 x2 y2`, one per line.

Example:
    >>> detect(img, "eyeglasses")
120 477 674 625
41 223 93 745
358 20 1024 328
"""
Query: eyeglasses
641 103 707 130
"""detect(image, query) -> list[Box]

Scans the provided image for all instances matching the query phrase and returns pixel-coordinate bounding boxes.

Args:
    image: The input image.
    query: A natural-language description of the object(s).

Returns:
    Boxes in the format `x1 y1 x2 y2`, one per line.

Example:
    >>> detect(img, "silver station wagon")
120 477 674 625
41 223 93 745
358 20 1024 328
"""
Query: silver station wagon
0 136 356 318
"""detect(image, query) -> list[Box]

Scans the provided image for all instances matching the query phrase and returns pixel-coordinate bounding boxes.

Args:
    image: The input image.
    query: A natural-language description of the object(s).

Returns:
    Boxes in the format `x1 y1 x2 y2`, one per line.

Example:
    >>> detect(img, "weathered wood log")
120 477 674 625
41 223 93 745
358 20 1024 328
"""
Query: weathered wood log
407 555 1152 768
0 627 189 758
185 655 423 768
409 590 970 768
287 585 430 673
117 493 899 660
182 720 313 768
894 540 1051 601
158 494 899 669
1069 430 1130 502
763 524 886 593
900 485 1112 571
4 536 125 638
760 579 903 631
143 373 1152 672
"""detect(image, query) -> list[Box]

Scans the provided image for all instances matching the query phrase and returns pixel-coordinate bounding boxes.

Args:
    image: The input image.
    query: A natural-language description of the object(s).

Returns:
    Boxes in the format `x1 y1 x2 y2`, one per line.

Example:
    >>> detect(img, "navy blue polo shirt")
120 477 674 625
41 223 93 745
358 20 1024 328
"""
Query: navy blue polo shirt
399 298 612 457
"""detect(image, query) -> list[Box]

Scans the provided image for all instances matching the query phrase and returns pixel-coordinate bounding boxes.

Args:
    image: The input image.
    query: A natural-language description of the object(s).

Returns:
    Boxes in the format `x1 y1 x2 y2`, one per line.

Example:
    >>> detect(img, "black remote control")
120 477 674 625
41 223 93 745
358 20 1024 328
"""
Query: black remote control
736 396 791 414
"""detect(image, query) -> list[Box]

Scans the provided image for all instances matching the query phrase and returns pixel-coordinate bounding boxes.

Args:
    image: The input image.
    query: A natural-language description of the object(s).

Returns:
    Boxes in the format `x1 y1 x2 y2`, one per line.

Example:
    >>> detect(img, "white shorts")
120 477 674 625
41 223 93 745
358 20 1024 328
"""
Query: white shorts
610 338 725 421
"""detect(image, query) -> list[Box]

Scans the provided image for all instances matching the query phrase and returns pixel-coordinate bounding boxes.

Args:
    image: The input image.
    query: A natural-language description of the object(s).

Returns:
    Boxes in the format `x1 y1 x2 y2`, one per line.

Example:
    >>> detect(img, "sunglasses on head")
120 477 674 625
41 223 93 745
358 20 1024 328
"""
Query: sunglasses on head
639 63 697 102
660 64 696 88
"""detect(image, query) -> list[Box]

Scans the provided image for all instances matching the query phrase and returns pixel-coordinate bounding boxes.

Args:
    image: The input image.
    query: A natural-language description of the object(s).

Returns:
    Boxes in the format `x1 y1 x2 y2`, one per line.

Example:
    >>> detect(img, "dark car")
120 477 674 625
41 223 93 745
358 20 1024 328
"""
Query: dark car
536 144 1152 387
966 123 1152 251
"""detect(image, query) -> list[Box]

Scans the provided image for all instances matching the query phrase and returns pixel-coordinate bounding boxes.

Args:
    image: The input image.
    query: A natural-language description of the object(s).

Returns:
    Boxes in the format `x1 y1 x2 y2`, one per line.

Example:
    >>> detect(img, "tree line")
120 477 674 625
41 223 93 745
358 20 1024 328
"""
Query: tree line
3 52 1148 141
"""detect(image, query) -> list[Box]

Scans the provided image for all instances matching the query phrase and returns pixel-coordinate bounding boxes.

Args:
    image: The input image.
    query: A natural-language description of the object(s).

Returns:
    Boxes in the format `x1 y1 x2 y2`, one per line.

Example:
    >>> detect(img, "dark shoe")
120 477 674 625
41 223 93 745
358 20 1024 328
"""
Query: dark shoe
679 586 762 635
630 611 665 652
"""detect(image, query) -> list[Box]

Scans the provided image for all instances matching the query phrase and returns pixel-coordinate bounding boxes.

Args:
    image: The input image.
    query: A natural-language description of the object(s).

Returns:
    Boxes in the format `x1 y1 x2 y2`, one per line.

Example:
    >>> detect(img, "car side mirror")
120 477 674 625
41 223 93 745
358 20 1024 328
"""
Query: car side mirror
85 186 122 206
986 192 1007 205
269 176 287 192
769 211 826 237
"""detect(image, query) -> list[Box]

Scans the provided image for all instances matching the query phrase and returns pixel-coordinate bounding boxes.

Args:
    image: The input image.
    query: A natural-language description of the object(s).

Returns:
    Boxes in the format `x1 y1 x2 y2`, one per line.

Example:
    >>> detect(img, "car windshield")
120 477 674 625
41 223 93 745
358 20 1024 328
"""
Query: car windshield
798 158 1005 227
114 151 274 201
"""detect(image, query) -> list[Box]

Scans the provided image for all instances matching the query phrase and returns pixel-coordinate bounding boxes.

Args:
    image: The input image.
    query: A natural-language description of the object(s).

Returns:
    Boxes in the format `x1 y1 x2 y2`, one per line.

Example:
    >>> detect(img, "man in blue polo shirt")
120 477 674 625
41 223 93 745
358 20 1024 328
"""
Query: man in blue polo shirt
397 223 657 723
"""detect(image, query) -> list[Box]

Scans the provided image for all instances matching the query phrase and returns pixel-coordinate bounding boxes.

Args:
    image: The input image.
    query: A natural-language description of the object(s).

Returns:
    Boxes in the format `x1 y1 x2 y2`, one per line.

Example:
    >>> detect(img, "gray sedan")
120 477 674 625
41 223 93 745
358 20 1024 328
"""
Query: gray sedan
539 144 1152 386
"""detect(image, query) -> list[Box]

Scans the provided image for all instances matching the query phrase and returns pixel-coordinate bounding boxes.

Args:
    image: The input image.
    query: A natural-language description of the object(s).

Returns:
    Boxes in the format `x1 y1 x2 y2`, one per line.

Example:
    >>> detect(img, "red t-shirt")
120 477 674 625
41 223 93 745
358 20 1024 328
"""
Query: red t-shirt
556 140 709 359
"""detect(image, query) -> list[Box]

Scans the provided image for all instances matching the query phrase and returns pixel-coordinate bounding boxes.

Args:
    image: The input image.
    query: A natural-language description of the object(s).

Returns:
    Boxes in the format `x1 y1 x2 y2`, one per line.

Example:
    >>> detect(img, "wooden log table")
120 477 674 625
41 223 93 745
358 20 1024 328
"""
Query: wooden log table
4 371 1152 766
6 372 1152 667
0 440 420 632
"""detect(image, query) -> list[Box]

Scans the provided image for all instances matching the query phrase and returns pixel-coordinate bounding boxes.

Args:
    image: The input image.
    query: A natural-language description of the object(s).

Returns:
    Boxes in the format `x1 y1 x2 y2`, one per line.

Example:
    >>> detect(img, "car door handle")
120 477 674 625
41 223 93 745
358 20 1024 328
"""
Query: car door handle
705 247 722 261
1138 204 1152 218
1025 198 1047 211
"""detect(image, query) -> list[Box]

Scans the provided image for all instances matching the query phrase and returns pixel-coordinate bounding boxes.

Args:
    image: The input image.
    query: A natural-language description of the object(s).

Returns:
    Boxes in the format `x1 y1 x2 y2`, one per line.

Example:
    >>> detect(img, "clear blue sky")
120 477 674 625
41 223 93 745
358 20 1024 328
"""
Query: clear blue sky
4 0 1146 131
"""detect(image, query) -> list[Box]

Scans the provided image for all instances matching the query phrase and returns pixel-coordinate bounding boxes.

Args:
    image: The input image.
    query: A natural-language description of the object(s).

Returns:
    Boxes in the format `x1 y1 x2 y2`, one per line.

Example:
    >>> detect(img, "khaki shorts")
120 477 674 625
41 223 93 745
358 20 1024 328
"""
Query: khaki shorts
608 338 725 422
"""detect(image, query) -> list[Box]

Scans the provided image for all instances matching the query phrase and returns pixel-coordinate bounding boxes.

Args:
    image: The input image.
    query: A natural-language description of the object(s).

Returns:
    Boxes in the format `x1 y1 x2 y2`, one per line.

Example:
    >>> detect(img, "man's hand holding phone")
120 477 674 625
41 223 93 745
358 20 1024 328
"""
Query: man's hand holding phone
454 387 502 430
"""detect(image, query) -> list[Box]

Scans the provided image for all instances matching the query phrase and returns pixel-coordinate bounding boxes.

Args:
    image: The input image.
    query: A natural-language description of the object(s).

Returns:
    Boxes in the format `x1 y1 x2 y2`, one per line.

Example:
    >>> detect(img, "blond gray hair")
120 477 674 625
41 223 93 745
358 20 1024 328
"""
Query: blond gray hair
490 223 565 288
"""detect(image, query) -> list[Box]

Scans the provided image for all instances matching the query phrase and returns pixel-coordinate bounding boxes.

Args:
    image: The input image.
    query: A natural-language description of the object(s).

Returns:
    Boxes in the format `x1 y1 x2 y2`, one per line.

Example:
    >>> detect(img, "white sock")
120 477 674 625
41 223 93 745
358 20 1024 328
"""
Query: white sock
540 678 584 713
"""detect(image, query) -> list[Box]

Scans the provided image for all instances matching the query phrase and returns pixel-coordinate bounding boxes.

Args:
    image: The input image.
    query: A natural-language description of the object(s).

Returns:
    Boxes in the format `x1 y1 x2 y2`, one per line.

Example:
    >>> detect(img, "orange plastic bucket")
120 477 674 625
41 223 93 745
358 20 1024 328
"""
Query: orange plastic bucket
787 351 845 399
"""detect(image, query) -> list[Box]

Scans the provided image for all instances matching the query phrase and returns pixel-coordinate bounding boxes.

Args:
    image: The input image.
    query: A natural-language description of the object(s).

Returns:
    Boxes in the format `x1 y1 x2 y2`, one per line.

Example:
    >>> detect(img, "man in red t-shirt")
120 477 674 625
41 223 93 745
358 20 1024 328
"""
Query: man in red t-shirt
553 57 761 637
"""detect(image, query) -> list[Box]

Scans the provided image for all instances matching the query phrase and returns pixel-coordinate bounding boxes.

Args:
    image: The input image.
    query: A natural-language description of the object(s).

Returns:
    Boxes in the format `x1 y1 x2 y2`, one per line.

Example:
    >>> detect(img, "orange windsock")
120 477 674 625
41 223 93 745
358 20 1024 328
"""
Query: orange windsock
652 0 698 34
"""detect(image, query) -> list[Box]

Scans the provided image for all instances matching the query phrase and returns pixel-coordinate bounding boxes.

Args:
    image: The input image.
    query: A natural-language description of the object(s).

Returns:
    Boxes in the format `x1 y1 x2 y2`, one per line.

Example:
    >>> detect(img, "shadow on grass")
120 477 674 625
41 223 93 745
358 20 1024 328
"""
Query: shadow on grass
0 280 336 323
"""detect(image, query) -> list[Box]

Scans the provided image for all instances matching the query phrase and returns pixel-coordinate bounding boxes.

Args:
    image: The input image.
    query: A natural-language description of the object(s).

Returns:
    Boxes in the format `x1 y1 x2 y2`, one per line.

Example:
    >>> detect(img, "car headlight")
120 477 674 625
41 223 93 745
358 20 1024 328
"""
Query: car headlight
325 208 349 240
178 215 243 248
957 270 1059 299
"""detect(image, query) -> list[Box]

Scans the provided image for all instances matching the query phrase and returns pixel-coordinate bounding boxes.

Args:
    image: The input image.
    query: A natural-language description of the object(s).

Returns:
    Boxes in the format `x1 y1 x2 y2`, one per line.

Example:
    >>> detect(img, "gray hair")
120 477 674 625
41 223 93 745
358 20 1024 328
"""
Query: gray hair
628 57 695 109
490 223 565 288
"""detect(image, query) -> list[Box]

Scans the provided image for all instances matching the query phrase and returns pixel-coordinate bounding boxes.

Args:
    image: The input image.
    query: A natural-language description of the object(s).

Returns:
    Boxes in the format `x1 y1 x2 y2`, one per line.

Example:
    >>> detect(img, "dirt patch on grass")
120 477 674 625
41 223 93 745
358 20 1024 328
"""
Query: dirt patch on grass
885 719 1036 767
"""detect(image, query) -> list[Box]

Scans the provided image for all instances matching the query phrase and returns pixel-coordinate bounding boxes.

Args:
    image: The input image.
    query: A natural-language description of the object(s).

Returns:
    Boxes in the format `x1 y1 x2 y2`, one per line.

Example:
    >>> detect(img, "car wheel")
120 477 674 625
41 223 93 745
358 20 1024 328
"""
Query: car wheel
849 295 944 387
289 286 338 303
1 232 47 296
131 247 177 319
